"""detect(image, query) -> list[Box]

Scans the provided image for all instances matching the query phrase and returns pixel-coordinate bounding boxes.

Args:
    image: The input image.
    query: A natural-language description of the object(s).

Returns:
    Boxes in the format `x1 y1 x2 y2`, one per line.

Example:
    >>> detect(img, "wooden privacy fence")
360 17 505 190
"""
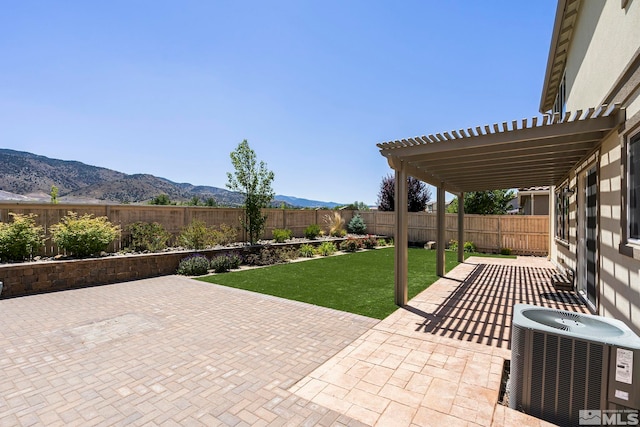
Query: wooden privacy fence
0 203 548 256
0 203 355 257
358 211 549 255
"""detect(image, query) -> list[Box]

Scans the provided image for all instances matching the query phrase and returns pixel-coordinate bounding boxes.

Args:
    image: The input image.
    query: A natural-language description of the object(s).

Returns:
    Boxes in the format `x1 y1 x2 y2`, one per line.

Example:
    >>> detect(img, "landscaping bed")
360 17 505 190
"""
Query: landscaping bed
0 237 356 299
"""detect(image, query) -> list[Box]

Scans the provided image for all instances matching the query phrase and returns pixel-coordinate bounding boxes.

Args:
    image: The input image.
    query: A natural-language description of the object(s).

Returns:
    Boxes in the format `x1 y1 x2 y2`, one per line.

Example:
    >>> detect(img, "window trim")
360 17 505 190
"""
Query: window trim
627 133 640 245
620 113 640 260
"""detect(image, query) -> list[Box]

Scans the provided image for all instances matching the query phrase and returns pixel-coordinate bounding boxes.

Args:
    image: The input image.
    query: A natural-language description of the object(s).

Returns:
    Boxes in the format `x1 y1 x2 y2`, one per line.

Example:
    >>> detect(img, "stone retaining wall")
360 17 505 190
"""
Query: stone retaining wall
0 239 347 299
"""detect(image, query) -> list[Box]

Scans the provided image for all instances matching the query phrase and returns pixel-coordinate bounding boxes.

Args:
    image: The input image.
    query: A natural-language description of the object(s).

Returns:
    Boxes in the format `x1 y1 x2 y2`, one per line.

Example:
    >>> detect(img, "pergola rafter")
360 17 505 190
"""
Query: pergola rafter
378 104 625 306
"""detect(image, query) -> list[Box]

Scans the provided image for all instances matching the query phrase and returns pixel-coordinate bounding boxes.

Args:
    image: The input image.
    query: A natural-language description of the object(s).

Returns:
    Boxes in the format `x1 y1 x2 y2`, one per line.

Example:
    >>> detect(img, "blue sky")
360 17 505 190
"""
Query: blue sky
1 1 556 205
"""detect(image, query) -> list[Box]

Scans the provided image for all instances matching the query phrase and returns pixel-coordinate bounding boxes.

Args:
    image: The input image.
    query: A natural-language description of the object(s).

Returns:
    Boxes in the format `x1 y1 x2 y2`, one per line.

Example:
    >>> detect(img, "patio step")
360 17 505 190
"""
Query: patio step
551 268 574 291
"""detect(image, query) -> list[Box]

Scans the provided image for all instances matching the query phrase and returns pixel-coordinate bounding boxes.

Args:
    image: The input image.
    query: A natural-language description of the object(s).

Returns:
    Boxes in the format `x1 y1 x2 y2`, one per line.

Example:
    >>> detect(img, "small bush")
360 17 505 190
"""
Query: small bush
340 238 362 252
127 222 170 252
347 214 367 235
362 235 378 249
316 241 336 256
500 247 512 255
226 252 242 269
272 228 292 243
244 247 288 266
448 240 476 253
0 213 45 262
277 246 299 261
299 244 315 257
304 224 321 240
377 238 388 247
205 253 242 273
50 212 121 257
176 254 210 275
178 220 214 250
211 224 238 247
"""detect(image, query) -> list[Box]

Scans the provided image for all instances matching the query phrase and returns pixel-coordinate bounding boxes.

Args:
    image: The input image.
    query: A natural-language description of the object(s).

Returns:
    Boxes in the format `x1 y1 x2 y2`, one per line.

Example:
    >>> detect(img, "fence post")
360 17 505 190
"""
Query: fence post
498 216 502 253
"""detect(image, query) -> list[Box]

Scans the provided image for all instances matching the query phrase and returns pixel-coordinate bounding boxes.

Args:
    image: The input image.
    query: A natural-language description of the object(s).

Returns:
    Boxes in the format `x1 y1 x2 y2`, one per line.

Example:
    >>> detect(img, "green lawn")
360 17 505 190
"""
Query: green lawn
197 247 466 319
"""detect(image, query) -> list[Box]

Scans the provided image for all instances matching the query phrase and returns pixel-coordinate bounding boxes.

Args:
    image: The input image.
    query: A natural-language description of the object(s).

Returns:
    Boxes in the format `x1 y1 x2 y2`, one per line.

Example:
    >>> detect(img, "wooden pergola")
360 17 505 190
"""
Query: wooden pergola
377 104 624 306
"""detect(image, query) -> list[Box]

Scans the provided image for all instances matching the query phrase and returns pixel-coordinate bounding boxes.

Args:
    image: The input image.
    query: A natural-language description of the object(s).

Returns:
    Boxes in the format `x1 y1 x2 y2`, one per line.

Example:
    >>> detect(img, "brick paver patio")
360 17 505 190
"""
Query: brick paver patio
0 276 377 426
1 256 588 426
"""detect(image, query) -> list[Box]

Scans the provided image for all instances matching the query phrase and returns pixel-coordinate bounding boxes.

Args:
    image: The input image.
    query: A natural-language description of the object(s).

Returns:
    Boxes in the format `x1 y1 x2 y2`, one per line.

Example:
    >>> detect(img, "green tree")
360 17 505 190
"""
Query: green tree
447 190 515 215
226 140 275 244
204 197 217 207
343 201 370 211
150 194 171 205
50 185 59 204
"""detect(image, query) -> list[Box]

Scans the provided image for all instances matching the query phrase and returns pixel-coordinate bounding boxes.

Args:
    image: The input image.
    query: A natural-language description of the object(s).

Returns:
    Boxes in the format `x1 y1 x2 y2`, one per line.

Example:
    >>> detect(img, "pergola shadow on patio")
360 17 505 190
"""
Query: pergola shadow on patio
403 258 588 349
292 256 590 426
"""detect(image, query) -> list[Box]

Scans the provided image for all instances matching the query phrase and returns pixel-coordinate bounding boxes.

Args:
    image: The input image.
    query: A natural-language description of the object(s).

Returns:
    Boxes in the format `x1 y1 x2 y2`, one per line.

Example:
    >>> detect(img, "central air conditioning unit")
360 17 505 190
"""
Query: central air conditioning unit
510 304 640 426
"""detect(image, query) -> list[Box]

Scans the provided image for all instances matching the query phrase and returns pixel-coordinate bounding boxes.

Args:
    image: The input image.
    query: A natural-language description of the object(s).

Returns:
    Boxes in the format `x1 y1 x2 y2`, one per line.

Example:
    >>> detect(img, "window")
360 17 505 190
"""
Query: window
629 135 640 241
555 186 570 241
553 74 566 116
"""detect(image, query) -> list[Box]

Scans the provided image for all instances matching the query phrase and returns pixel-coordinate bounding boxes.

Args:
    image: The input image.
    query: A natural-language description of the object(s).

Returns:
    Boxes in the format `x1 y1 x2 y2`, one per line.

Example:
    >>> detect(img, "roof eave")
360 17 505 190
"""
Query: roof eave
539 0 581 113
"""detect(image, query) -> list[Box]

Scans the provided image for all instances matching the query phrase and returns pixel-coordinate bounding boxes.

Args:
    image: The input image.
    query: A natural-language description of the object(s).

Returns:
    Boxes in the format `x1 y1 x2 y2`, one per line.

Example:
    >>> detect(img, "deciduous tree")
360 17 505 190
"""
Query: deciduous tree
376 174 432 212
446 190 515 215
226 140 275 244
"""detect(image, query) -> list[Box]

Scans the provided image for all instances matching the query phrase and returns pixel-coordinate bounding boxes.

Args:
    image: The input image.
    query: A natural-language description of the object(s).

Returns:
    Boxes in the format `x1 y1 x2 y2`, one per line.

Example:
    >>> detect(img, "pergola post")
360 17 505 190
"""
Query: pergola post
457 192 465 263
394 165 408 306
548 185 555 260
436 185 446 277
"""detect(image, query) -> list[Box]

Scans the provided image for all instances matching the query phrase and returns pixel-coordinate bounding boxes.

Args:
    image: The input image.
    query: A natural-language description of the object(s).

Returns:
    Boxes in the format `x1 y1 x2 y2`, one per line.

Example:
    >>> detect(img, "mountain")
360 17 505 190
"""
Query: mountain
0 149 125 195
0 149 343 207
274 195 342 209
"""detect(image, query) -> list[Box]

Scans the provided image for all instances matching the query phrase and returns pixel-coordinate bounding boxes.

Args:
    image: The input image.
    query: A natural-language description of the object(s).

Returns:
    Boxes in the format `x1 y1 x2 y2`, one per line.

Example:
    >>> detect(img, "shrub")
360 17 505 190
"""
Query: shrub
500 247 512 255
211 224 238 247
449 240 476 253
244 247 289 266
126 221 170 252
347 214 367 235
176 254 210 275
50 212 121 257
272 228 292 243
324 212 345 237
299 244 315 258
316 241 336 256
0 213 45 262
210 255 233 273
340 238 362 252
178 220 214 250
277 246 299 261
377 238 388 247
362 235 378 249
226 252 242 269
304 224 321 240
464 241 477 253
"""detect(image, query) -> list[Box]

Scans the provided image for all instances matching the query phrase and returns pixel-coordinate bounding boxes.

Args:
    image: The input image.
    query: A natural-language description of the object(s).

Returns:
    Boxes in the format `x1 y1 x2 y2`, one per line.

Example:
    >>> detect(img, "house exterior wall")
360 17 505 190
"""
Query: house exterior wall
599 129 640 334
565 1 640 115
550 0 640 333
